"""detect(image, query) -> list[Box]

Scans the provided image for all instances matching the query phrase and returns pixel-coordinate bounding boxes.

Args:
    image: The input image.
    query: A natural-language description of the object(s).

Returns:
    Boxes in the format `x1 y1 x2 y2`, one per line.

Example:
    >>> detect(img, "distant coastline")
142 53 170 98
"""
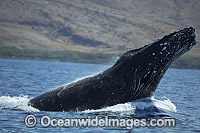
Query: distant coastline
0 46 200 70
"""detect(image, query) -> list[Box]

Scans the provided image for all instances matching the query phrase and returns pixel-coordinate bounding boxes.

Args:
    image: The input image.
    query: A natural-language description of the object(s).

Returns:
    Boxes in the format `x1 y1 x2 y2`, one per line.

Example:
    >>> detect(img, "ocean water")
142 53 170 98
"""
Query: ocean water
0 58 200 132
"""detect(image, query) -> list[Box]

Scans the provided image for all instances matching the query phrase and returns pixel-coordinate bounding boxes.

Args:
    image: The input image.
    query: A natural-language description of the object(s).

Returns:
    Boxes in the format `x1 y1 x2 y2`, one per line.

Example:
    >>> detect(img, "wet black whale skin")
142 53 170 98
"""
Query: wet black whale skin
28 27 196 112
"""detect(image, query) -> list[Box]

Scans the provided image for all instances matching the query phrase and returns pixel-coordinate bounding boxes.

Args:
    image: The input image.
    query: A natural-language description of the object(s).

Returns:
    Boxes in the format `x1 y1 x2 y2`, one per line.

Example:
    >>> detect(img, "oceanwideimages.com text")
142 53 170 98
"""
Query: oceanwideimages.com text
25 115 176 129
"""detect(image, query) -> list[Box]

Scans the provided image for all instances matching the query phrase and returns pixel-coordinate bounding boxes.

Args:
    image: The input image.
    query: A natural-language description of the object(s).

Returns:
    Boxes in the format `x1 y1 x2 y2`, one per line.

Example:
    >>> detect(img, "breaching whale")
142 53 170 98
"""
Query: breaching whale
28 27 196 112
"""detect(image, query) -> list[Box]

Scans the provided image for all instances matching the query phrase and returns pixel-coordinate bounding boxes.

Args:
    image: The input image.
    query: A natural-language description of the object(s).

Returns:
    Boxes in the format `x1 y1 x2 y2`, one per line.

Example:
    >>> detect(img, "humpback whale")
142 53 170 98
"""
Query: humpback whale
28 27 196 112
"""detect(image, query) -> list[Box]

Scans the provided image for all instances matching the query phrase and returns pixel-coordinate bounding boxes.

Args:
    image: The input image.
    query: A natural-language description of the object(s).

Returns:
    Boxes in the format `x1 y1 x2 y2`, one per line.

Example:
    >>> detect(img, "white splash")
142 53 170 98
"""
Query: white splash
82 97 177 113
82 103 135 113
0 95 176 113
0 95 39 112
151 97 177 112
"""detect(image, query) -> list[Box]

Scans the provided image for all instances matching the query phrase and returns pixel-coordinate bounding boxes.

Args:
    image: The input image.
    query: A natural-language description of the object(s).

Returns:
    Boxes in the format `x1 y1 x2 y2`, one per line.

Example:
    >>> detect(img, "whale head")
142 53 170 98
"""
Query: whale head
114 27 196 101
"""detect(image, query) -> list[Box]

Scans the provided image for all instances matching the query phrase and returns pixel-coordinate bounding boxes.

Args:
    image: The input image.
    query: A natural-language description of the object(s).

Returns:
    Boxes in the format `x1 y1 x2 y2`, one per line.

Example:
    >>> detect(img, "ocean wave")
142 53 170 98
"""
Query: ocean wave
0 95 39 112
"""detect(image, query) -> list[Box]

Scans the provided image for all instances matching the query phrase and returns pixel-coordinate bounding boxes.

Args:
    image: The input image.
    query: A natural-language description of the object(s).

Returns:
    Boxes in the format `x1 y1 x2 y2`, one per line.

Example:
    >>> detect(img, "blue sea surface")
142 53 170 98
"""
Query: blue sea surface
0 58 200 132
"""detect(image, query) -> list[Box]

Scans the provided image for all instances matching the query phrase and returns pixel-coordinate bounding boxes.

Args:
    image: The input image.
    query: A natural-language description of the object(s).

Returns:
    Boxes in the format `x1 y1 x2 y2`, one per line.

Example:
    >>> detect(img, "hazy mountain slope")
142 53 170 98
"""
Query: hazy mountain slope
0 0 199 54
